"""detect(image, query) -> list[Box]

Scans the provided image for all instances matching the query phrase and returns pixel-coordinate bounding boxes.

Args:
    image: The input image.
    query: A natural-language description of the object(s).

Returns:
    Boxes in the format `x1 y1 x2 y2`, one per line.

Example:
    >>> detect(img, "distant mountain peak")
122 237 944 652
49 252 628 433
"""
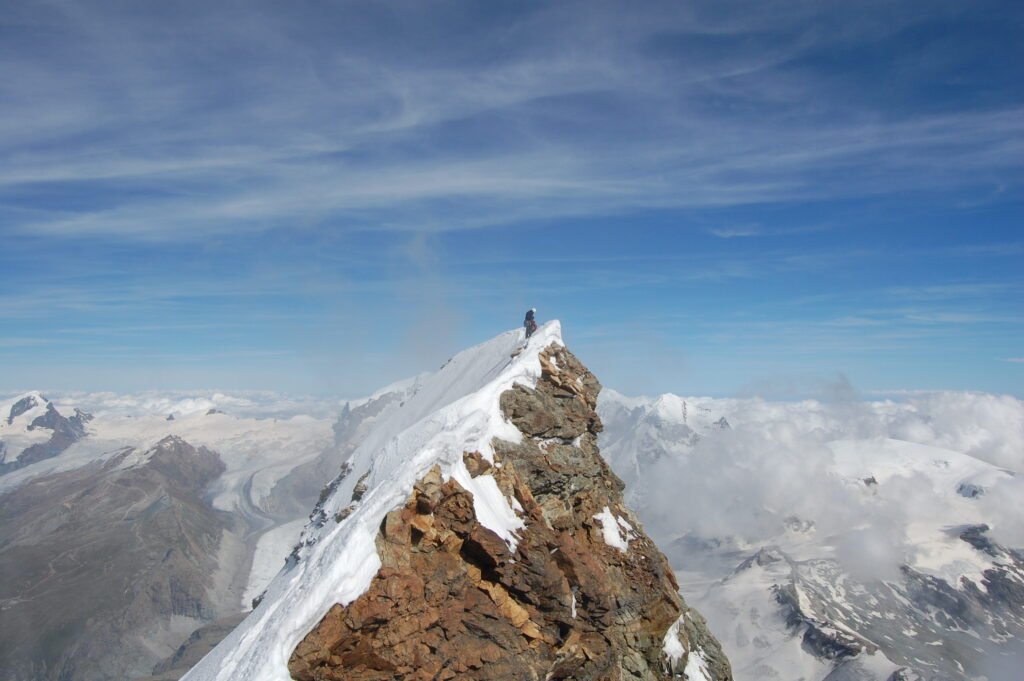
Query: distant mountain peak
6 391 48 425
0 391 89 474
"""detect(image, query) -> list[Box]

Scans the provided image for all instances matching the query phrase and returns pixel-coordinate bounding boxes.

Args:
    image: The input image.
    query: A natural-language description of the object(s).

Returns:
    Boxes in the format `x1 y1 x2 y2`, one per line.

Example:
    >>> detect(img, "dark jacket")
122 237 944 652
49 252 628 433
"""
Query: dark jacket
524 309 537 337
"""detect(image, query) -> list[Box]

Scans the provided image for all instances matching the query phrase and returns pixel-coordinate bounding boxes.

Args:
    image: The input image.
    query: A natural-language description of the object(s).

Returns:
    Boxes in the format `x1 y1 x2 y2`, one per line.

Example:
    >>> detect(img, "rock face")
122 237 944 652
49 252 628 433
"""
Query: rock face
288 344 731 681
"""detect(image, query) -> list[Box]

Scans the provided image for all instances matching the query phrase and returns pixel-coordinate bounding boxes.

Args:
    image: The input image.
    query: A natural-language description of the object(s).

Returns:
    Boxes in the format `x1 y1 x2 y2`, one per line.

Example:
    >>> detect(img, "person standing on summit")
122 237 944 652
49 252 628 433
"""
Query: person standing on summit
524 308 538 338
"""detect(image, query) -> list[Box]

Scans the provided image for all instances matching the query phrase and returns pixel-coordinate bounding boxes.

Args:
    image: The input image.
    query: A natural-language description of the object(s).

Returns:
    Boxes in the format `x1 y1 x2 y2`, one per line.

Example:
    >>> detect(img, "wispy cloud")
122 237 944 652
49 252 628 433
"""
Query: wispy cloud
904 312 1022 325
0 337 52 348
2 0 1021 241
2 1 1021 397
883 282 1017 301
708 226 762 238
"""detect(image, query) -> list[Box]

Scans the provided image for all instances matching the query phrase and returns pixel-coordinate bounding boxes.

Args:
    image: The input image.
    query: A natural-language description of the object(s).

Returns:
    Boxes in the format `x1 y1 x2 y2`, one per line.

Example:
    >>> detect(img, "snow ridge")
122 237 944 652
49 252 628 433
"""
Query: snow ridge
183 322 564 681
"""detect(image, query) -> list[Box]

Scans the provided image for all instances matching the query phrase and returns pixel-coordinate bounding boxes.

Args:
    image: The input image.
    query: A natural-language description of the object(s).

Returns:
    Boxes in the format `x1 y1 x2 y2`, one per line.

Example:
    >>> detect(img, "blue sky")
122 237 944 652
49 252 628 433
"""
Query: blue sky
1 0 1022 398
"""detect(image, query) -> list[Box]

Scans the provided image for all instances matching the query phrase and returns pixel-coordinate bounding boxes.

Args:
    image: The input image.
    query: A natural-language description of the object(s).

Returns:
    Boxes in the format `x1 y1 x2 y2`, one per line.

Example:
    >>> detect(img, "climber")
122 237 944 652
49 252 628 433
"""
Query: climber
524 308 538 338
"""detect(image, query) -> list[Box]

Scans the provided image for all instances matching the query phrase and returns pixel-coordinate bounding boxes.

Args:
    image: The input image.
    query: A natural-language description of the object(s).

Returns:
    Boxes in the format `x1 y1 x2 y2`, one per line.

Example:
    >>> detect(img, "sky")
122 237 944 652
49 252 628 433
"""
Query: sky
1 0 1022 399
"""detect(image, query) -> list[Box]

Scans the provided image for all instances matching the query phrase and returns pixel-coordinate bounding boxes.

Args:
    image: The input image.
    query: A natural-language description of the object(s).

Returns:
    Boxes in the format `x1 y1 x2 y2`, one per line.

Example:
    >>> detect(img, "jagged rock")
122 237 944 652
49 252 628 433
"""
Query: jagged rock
462 450 492 477
288 344 731 681
351 471 370 502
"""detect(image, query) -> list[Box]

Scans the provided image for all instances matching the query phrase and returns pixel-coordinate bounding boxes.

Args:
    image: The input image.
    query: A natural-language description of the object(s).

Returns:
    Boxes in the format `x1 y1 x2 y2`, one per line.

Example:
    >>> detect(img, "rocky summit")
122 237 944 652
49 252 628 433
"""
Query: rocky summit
288 343 731 681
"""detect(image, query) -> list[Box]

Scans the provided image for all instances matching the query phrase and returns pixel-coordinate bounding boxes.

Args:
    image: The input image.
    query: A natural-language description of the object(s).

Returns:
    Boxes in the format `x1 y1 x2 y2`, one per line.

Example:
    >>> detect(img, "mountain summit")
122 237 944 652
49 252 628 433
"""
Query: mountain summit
183 322 731 681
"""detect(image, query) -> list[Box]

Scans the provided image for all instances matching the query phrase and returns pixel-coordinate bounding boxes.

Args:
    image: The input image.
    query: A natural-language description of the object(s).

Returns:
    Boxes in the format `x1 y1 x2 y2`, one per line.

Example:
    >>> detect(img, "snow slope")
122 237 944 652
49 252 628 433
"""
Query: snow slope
182 321 564 681
242 518 307 608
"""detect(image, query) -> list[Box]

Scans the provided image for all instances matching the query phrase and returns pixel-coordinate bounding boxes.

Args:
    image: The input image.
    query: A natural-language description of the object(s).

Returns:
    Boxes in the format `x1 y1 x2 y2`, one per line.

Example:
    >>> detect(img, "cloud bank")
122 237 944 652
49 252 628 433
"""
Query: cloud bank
0 389 343 420
601 389 1024 583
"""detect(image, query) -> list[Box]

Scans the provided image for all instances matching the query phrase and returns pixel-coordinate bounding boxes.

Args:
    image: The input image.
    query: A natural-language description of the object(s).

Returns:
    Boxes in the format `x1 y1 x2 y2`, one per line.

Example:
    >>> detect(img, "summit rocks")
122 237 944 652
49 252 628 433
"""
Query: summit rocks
288 344 731 681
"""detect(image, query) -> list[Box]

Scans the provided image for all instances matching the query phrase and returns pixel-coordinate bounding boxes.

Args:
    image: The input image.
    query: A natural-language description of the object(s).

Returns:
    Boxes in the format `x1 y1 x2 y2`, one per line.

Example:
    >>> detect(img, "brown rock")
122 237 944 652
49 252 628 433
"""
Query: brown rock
462 450 492 477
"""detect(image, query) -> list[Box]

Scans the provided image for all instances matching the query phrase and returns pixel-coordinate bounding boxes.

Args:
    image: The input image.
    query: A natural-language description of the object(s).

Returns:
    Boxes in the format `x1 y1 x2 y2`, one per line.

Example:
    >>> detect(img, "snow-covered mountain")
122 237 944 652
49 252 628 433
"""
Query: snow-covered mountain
5 346 1021 681
597 390 1024 680
182 321 729 681
0 391 92 473
1 327 730 681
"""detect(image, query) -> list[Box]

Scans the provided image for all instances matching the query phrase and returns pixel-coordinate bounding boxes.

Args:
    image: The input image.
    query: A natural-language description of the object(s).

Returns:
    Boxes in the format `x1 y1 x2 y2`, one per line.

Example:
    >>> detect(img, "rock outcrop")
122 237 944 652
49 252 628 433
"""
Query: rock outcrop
288 344 731 680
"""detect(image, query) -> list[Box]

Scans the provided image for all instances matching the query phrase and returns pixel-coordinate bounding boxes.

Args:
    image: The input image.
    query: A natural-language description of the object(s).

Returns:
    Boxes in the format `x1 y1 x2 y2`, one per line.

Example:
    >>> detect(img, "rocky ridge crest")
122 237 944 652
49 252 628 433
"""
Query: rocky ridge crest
289 344 731 680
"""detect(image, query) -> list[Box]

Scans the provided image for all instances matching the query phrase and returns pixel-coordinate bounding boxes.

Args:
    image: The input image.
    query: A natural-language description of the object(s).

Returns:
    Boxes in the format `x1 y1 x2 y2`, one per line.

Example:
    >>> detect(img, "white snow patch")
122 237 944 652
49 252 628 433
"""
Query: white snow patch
908 523 997 590
662 615 686 665
663 614 712 681
594 506 632 552
685 647 712 681
451 463 524 549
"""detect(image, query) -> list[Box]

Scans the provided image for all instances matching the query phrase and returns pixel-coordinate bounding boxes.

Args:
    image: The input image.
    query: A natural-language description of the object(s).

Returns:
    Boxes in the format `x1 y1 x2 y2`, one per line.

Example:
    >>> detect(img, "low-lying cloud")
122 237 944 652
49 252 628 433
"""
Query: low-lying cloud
6 389 343 420
602 389 1024 583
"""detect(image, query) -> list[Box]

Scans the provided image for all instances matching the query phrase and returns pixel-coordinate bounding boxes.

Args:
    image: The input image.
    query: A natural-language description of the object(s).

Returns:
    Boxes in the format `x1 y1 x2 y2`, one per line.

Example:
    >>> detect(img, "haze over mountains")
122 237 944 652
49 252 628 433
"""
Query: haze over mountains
1 324 1022 680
